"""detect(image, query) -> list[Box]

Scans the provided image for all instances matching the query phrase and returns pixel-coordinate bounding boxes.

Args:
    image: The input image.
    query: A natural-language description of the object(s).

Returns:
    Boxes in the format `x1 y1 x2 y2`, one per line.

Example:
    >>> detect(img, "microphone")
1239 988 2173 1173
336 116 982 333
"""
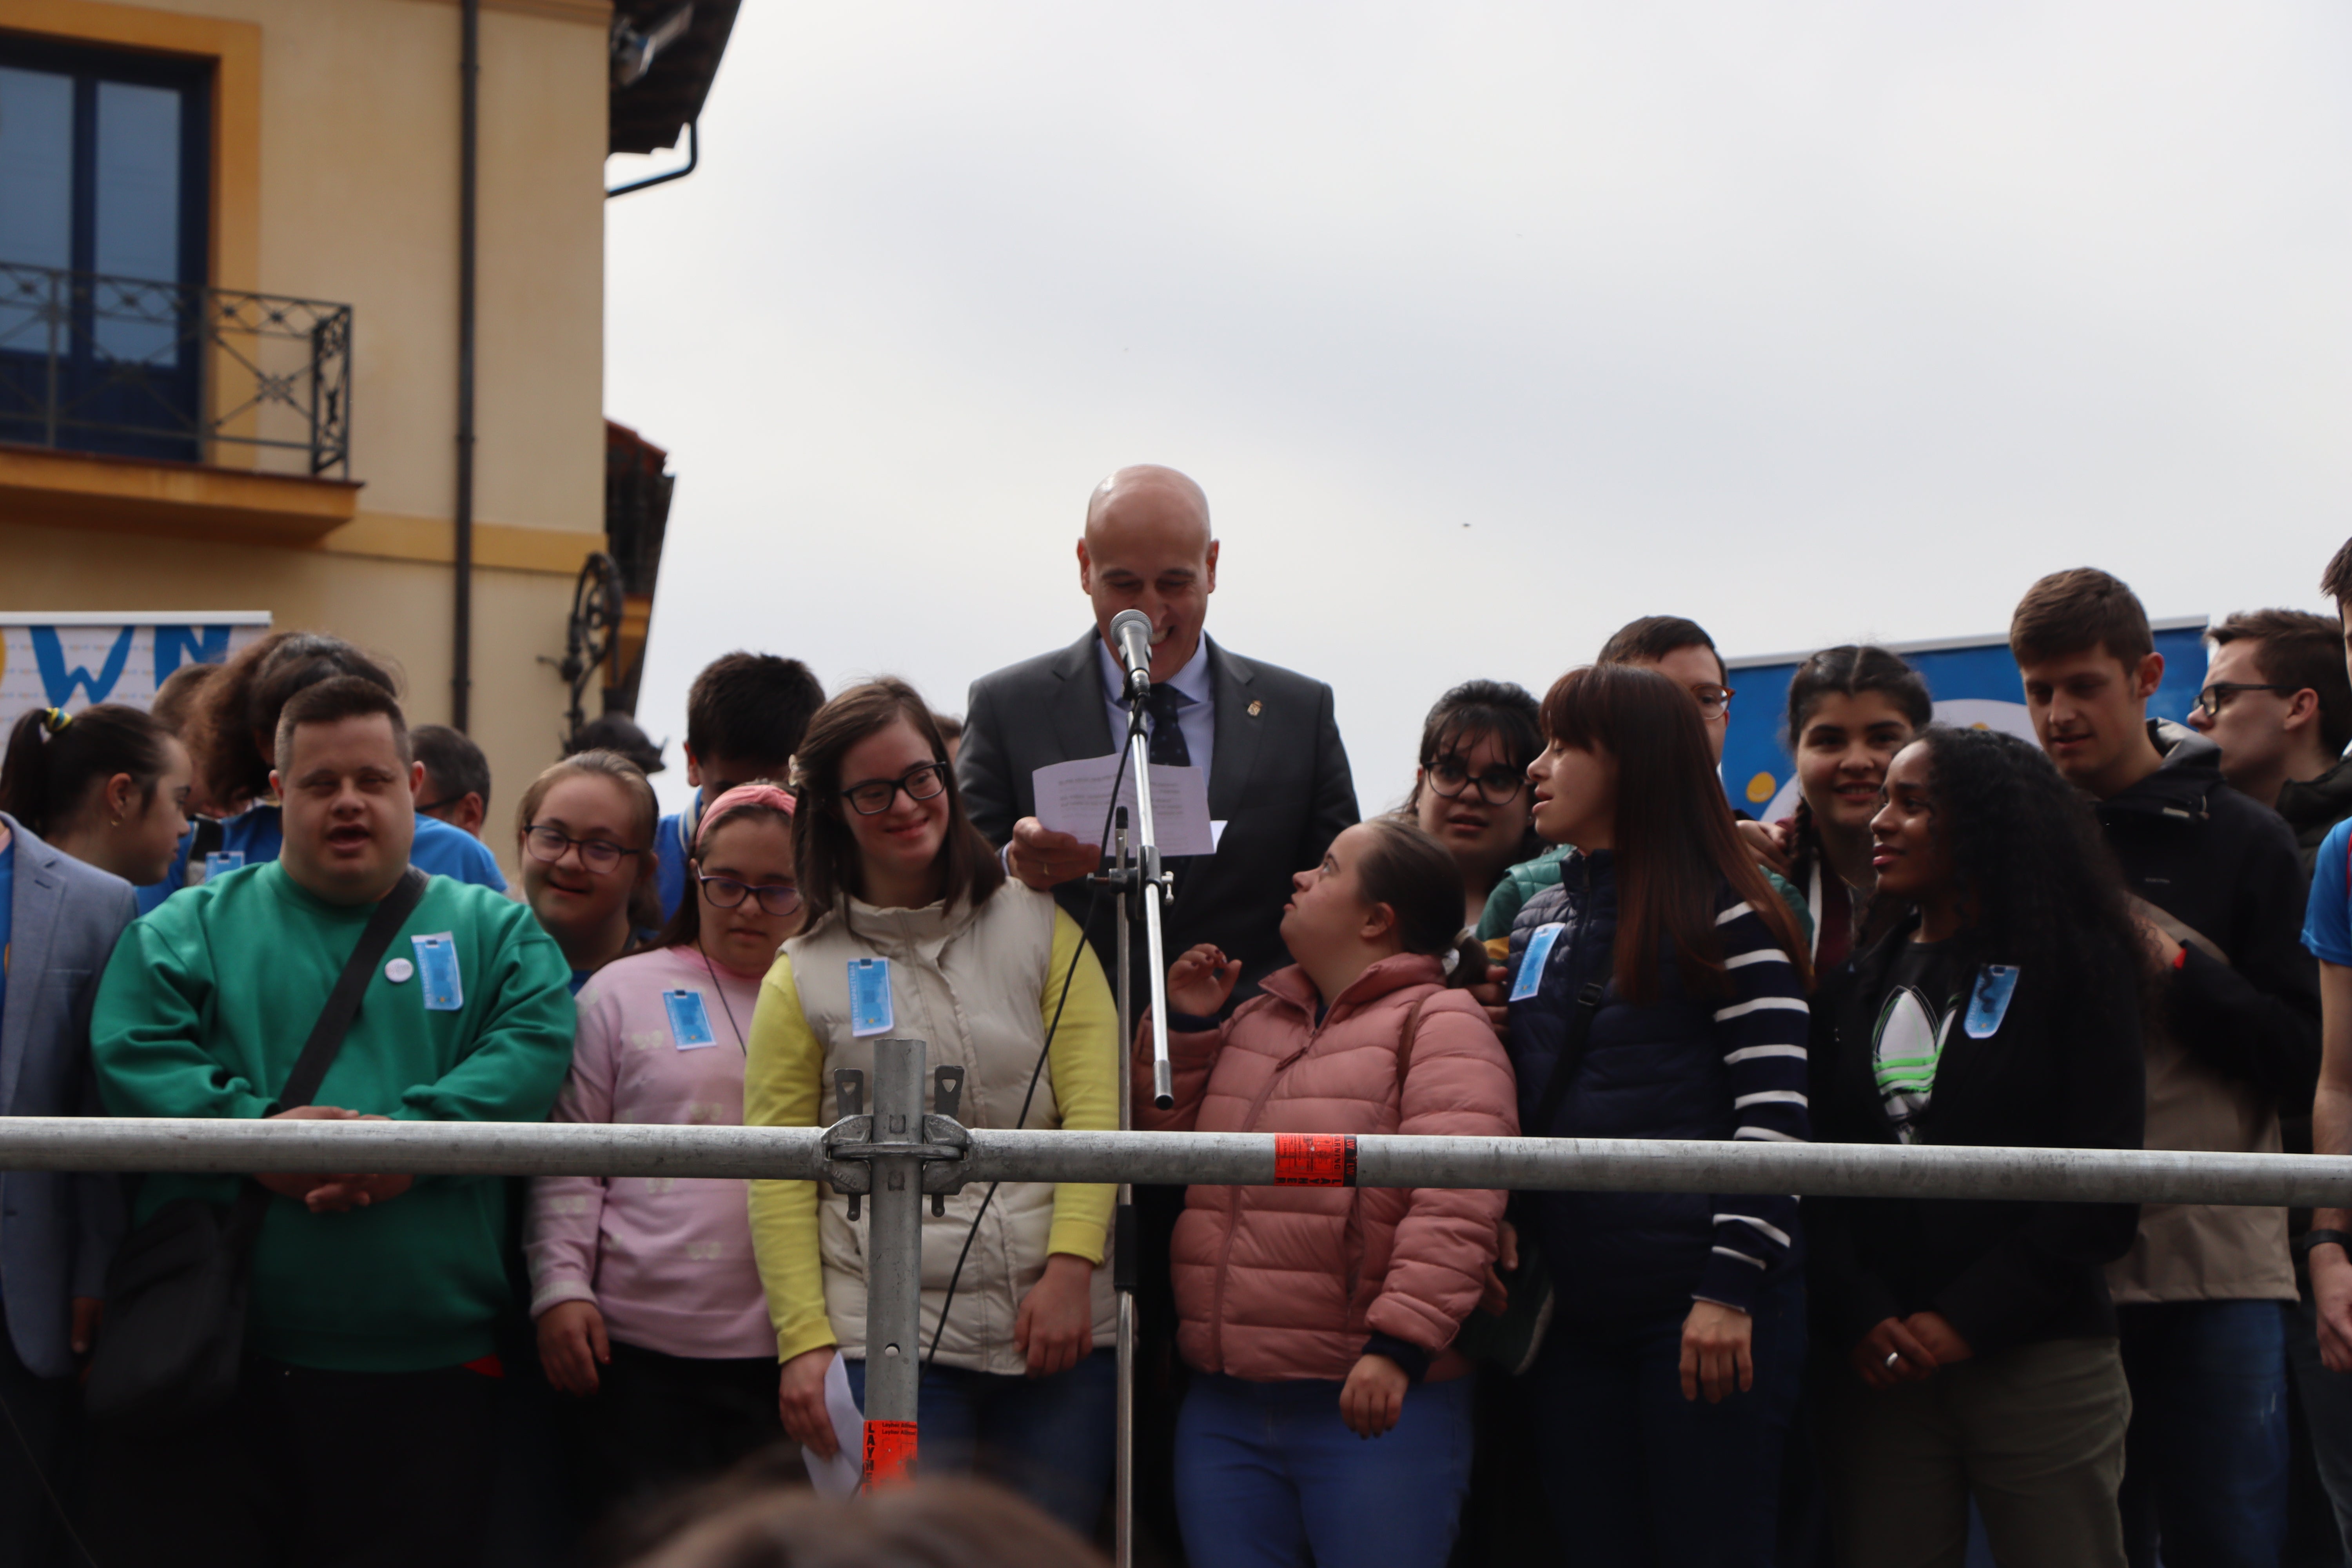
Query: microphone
1109 609 1154 700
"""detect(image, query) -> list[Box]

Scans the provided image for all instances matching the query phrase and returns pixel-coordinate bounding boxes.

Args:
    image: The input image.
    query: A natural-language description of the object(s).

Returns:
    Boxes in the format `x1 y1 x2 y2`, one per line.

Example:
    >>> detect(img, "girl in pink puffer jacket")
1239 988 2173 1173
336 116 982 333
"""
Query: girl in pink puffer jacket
1139 815 1518 1568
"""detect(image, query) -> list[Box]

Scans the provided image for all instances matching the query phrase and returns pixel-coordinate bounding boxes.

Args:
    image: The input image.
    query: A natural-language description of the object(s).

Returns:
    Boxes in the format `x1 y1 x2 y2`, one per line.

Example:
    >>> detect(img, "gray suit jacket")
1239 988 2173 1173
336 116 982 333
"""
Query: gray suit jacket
0 815 136 1378
959 632 1359 1002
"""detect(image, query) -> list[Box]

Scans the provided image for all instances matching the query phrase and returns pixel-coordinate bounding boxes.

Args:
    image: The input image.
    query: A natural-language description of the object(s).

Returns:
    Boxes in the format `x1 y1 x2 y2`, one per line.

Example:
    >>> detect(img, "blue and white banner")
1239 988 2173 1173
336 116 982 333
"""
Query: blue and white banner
0 613 270 733
1722 617 2210 821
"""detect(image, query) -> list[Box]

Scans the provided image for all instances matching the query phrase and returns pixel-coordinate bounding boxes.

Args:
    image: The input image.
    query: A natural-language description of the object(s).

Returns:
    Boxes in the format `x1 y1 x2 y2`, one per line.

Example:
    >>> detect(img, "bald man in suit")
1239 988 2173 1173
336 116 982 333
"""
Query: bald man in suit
957 465 1360 1005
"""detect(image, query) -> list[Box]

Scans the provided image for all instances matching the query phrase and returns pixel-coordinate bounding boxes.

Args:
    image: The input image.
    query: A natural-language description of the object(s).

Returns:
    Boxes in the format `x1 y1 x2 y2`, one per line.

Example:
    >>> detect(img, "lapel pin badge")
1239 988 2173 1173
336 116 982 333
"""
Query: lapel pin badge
1248 700 1263 718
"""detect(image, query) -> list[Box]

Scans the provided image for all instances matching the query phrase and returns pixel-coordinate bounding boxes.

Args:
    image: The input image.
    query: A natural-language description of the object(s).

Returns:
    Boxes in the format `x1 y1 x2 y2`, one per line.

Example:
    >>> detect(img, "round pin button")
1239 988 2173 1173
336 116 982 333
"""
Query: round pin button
385 957 416 984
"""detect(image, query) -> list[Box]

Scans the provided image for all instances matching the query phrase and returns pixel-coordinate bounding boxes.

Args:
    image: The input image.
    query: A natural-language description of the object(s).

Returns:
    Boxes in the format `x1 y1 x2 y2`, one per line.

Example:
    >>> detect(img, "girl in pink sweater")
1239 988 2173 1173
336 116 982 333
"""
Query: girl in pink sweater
1143 816 1519 1568
526 783 803 1506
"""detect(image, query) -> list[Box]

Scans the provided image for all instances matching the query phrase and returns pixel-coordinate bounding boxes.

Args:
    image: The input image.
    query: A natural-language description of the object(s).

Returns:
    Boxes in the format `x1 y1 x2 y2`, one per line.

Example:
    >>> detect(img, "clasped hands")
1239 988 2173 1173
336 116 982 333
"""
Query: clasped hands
1850 1310 1973 1390
256 1105 413 1213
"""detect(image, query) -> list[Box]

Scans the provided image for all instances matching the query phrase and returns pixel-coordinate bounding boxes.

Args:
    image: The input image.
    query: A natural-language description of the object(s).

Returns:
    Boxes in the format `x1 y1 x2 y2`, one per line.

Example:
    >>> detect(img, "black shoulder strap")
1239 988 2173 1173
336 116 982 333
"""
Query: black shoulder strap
274 867 429 1113
1529 980 1606 1138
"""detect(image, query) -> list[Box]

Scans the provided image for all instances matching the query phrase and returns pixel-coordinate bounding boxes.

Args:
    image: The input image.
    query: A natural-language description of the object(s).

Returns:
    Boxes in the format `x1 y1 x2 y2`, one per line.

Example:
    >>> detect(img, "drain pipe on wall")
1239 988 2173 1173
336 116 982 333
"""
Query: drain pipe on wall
452 0 480 731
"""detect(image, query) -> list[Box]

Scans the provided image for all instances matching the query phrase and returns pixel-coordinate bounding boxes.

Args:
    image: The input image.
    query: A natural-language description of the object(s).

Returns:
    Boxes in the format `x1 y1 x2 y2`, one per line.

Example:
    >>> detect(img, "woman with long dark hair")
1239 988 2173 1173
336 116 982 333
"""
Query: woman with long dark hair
1809 727 2146 1567
744 679 1118 1534
0 704 191 887
1505 663 1813 1565
1750 646 1933 969
1401 681 1544 930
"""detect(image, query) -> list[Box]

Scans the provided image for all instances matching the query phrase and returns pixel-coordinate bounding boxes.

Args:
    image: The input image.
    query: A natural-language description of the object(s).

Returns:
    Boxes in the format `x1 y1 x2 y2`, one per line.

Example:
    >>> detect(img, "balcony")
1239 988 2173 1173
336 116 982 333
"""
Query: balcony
0 262 361 543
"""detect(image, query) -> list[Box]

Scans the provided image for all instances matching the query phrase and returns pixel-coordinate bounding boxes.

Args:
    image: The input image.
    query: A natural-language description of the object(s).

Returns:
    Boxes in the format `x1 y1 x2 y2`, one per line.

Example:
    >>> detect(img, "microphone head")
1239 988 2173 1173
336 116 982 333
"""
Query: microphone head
1109 610 1154 669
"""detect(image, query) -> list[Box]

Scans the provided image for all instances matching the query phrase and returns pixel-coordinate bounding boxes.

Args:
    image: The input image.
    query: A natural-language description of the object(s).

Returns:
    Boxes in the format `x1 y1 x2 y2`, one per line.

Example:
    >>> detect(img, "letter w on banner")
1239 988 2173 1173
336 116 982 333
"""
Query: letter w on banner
0 613 269 730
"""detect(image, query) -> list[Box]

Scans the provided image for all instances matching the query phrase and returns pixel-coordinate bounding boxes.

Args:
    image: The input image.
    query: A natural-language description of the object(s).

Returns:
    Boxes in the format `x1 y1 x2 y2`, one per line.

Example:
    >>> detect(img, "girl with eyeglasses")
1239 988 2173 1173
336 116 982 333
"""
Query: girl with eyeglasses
513 751 661 991
525 783 804 1510
1405 681 1544 930
745 679 1120 1534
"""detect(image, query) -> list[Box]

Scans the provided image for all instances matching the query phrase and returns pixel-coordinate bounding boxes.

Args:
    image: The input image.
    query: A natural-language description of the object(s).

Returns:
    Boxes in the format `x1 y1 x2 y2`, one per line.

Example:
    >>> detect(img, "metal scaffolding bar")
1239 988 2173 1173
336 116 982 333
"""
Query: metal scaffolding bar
2 1116 2349 1208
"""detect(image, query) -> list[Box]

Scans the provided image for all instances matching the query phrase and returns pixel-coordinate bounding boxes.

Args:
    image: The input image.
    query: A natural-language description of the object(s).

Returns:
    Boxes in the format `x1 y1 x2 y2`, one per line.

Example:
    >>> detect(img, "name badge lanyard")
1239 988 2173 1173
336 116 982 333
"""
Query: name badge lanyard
699 947 747 1051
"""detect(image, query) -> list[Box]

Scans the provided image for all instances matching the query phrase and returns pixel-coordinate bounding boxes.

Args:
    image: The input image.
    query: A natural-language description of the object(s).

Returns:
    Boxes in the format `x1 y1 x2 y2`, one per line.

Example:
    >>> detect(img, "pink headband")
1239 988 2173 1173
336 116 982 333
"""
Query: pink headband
695 783 797 853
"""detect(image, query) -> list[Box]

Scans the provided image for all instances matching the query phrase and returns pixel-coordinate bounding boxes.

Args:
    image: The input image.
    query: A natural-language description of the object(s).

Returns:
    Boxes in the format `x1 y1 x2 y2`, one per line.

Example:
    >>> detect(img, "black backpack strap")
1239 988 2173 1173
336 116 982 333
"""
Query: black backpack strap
274 866 429 1112
1528 980 1606 1138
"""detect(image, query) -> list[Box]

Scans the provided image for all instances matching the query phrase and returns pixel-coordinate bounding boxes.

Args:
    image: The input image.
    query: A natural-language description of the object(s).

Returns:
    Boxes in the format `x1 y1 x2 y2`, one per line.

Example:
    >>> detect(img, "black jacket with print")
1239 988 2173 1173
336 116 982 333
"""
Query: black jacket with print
1809 918 2145 1356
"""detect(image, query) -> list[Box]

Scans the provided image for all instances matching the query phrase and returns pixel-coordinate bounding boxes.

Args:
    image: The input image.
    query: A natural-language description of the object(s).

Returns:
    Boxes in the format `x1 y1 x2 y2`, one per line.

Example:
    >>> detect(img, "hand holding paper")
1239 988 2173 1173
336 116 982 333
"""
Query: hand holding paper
1031 756 1216 858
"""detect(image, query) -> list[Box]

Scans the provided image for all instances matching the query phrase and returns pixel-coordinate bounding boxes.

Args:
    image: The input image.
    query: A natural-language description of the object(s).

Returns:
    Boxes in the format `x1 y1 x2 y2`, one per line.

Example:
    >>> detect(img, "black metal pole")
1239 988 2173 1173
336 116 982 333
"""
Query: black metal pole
453 0 479 731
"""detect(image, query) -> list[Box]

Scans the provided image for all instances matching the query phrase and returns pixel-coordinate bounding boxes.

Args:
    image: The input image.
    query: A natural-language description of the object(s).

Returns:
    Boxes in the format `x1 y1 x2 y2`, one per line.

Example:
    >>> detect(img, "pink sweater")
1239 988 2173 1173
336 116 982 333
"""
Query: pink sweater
525 944 773 1359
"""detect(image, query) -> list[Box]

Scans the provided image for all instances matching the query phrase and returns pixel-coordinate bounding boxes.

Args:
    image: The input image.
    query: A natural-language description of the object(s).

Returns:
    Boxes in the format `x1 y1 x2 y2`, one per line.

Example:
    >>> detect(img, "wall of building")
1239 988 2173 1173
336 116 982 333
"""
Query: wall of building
0 0 615 875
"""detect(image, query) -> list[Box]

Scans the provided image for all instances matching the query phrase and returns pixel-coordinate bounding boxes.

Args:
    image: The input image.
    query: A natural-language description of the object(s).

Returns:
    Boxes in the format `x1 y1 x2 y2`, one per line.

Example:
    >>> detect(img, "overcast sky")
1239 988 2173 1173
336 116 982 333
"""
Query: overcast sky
605 1 2352 816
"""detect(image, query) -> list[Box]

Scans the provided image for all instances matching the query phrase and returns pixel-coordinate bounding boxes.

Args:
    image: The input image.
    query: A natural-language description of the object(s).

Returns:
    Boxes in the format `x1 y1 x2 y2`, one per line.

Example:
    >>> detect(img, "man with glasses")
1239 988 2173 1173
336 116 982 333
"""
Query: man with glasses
412 725 494 840
2187 610 2352 871
957 464 1360 1002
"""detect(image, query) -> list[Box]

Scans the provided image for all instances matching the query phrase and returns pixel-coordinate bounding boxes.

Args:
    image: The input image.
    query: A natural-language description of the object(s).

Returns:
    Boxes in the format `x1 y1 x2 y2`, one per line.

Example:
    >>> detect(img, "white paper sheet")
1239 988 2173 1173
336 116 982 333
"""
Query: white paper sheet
1031 755 1216 857
800 1351 866 1498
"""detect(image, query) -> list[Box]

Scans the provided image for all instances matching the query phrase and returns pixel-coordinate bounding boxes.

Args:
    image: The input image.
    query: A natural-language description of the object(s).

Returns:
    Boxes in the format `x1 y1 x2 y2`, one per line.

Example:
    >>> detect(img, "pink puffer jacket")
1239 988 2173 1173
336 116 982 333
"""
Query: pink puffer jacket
1136 953 1519 1383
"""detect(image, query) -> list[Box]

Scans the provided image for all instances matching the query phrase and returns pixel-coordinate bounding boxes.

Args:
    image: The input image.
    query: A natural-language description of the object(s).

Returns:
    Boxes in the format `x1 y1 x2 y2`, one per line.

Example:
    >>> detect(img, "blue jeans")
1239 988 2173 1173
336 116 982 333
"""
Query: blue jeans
2117 1299 2289 1568
1531 1274 1806 1567
845 1349 1115 1536
1172 1371 1475 1568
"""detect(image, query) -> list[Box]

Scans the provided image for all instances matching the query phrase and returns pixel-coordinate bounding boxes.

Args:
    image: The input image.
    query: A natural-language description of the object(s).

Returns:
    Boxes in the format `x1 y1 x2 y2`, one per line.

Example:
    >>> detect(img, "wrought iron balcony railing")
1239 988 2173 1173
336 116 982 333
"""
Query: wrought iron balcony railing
0 261 352 478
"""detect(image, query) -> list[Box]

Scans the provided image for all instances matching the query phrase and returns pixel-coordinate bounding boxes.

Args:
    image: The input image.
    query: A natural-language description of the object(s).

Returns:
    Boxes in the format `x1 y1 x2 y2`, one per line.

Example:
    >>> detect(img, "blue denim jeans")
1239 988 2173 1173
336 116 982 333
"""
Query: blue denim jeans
2117 1299 2289 1568
1530 1273 1806 1567
1172 1371 1475 1568
846 1348 1115 1537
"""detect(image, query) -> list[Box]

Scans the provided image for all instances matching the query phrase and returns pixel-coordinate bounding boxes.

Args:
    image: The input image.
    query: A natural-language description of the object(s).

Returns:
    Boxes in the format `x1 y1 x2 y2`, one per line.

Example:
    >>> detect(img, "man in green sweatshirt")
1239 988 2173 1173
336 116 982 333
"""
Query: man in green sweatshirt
87 676 574 1568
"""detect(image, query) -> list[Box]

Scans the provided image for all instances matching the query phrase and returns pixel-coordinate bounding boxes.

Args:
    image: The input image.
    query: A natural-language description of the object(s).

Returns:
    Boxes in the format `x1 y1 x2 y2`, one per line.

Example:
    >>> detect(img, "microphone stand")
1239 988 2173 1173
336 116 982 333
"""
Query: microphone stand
1091 677 1175 1568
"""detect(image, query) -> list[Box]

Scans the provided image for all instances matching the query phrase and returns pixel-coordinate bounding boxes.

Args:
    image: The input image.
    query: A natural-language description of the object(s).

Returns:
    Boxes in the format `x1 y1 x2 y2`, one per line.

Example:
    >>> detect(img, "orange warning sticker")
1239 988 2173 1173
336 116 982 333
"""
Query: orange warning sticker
862 1419 918 1490
1273 1133 1357 1187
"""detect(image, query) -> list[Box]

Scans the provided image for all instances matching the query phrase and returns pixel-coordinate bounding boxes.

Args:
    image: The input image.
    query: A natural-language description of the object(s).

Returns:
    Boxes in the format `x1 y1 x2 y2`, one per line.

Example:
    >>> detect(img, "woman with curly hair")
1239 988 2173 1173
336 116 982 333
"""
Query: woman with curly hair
1809 726 2151 1568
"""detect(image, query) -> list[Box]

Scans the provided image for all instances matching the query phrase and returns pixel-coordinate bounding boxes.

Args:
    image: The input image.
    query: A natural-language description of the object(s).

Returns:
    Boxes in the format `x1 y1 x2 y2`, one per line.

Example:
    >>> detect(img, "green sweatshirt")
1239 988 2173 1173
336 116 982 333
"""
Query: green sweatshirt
92 862 575 1373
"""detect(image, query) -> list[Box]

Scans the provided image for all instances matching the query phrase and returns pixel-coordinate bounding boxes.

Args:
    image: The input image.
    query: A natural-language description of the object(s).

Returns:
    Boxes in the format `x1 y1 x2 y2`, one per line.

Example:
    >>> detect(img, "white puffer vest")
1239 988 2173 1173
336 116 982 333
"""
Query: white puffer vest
786 885 1115 1374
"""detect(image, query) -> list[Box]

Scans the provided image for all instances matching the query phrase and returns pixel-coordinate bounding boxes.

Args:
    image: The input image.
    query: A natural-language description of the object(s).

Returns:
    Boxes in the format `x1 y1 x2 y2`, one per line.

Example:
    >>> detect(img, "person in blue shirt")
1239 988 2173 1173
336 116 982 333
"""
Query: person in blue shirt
133 631 508 912
652 653 824 924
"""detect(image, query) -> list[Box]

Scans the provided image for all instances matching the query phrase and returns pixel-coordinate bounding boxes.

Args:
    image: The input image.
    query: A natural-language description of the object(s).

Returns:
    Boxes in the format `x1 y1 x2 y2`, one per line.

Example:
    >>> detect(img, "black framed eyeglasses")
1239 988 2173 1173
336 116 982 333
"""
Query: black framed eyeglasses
523 824 642 874
2194 682 2300 720
1426 756 1526 807
695 870 804 917
1688 683 1735 720
841 762 950 816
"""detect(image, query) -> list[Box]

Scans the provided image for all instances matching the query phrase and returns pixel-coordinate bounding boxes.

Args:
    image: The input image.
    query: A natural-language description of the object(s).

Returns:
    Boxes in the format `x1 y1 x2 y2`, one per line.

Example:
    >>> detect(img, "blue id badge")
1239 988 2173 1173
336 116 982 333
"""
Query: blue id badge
848 958 894 1038
202 849 245 882
1510 923 1567 1003
663 989 718 1050
412 933 463 1011
1965 965 2021 1039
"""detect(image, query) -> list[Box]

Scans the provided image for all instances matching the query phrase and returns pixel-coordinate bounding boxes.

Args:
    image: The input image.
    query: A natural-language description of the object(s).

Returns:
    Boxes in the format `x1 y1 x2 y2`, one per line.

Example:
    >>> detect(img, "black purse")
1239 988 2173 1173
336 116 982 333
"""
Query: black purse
85 868 428 1434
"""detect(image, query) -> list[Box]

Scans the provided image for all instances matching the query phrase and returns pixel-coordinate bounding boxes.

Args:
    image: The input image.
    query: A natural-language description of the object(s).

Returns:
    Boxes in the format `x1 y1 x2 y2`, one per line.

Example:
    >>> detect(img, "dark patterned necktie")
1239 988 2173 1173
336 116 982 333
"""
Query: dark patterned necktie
1146 683 1192 768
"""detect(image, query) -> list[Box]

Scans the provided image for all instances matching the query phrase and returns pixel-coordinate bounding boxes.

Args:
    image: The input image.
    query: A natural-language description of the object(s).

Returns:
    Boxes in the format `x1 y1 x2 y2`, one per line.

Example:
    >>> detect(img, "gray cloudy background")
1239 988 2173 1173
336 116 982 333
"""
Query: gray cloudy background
605 1 2352 815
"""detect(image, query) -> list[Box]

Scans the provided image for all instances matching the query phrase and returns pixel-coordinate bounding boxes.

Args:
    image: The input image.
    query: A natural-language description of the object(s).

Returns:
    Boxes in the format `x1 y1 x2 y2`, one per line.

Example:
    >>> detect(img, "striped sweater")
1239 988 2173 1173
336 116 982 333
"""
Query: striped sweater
1505 851 1810 1318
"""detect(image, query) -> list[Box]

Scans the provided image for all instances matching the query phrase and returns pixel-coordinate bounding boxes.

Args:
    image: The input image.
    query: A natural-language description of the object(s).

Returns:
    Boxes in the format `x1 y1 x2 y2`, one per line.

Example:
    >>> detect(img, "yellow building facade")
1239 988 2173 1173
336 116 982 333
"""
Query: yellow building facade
0 0 627 868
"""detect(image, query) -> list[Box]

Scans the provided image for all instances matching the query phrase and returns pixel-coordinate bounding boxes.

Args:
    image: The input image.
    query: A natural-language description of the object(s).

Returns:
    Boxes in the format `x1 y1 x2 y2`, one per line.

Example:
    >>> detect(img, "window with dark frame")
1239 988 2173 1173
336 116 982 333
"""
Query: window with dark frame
0 33 211 461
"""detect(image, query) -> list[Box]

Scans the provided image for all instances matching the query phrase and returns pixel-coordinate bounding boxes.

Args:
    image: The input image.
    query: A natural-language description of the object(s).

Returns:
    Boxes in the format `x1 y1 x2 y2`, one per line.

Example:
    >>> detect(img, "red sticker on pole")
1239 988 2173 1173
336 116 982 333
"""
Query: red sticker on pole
862 1419 918 1491
1273 1133 1357 1186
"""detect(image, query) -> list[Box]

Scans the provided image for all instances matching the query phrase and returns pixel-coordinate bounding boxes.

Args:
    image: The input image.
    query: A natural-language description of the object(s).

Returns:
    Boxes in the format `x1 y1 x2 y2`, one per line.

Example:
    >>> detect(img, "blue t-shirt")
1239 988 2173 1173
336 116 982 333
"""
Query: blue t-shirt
136 805 508 914
0 837 15 1025
653 789 704 926
2305 818 2352 966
